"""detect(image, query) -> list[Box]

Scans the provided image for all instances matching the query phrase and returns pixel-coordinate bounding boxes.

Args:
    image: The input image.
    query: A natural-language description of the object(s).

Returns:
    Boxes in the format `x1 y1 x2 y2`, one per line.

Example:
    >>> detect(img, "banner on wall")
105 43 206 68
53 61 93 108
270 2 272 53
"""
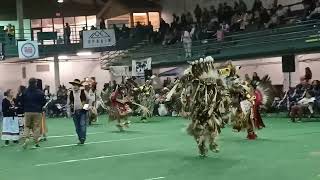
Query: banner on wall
83 29 116 48
132 57 152 77
18 41 39 60
109 66 130 77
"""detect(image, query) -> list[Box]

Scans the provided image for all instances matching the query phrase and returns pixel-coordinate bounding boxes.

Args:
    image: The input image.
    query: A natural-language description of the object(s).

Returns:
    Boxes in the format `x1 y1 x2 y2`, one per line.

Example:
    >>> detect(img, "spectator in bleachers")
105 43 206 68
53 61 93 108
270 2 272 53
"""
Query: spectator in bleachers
100 18 106 29
218 3 224 23
240 11 252 31
223 2 234 24
303 0 316 18
208 14 219 31
163 28 174 45
180 13 187 28
64 23 71 44
79 27 86 43
239 0 248 13
121 24 130 39
252 0 263 12
305 67 312 83
259 8 271 29
210 5 217 18
113 24 121 40
234 1 240 14
171 14 180 30
202 8 210 25
182 26 194 58
215 26 225 41
308 2 320 19
194 4 202 24
90 25 97 30
276 5 288 24
5 24 15 43
267 12 280 28
231 12 242 31
159 18 169 41
221 21 230 32
186 12 194 25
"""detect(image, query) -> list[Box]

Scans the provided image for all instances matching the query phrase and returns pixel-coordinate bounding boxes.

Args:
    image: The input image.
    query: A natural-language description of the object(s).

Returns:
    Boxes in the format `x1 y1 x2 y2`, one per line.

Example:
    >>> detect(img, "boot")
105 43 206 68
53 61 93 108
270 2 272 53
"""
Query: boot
247 131 257 140
209 143 220 153
198 143 208 157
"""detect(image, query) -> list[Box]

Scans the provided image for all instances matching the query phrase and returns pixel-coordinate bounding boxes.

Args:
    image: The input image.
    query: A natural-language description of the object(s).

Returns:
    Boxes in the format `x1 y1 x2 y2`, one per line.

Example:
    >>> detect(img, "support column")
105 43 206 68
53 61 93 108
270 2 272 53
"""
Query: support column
16 0 24 39
283 55 300 91
54 56 61 93
146 12 150 25
130 13 134 28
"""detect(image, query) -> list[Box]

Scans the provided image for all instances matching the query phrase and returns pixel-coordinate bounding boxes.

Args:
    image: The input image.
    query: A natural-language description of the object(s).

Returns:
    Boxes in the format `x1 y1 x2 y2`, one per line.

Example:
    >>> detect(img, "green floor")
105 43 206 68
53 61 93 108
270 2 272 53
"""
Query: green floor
0 116 320 180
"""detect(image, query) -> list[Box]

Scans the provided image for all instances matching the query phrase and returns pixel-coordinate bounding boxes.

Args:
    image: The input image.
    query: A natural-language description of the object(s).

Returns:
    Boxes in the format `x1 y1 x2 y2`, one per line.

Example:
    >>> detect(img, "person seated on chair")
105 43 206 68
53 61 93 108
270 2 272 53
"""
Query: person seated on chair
290 91 315 122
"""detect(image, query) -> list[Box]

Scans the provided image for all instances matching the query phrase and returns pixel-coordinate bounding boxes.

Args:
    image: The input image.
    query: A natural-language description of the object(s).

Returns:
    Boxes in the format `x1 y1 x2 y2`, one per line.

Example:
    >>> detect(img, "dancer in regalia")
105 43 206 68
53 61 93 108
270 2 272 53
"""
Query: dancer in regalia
135 80 155 122
231 76 271 140
109 85 132 131
166 56 235 157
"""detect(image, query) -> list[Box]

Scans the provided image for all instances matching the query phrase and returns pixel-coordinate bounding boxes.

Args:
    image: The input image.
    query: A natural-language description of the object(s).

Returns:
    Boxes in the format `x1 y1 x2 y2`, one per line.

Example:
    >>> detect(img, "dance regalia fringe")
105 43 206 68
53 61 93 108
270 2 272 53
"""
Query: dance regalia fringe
108 92 131 121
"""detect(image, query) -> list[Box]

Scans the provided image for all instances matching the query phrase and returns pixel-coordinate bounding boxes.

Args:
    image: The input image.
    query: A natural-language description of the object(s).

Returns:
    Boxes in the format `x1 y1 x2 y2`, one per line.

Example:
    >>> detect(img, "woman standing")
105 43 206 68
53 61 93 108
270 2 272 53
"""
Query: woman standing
1 89 19 146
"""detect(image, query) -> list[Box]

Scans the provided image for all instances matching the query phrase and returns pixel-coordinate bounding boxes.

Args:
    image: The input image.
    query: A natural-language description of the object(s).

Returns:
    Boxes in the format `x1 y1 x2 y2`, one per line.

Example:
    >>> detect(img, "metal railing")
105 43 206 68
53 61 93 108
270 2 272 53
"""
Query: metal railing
110 19 320 65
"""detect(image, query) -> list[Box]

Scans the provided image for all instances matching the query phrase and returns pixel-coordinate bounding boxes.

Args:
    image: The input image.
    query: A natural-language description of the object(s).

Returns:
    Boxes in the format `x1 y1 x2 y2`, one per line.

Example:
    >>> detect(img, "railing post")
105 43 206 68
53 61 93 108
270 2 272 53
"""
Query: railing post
16 0 24 40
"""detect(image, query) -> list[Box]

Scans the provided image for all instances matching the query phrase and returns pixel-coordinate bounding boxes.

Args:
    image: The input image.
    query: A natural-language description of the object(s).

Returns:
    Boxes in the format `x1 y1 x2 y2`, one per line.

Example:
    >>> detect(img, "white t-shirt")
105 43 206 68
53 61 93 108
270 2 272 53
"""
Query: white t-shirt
298 97 315 105
182 31 192 43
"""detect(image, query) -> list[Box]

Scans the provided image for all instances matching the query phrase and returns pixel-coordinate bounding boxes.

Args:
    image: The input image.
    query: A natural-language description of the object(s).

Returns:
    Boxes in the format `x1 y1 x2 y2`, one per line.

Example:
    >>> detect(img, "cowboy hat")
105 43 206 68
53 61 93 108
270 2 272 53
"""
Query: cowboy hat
69 79 83 87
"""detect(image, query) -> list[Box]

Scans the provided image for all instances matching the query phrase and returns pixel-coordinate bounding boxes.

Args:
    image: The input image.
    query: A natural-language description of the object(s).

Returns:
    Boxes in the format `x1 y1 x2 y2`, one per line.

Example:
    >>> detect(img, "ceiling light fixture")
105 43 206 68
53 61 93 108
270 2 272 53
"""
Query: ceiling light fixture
77 52 92 56
58 55 68 60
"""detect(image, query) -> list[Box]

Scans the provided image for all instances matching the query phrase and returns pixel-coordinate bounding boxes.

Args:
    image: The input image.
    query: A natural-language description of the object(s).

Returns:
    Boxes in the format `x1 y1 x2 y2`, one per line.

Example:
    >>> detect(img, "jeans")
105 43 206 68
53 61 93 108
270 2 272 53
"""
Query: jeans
73 110 87 143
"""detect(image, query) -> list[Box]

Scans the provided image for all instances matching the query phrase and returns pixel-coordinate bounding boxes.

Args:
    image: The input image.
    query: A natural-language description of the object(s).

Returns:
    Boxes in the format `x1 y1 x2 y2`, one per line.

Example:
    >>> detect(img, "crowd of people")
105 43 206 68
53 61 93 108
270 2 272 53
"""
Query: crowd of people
274 67 320 122
0 78 47 147
145 0 320 58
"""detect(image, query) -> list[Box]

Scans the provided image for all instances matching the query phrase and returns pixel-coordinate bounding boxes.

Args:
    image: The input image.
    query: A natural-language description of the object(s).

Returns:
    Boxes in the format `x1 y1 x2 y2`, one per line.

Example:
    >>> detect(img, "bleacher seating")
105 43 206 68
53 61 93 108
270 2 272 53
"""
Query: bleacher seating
109 20 320 67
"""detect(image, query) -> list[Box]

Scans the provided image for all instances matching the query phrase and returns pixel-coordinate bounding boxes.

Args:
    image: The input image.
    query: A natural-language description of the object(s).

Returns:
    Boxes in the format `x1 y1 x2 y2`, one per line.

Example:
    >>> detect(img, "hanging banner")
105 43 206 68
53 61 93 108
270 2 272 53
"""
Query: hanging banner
83 29 116 48
18 41 39 60
109 66 130 77
132 57 152 77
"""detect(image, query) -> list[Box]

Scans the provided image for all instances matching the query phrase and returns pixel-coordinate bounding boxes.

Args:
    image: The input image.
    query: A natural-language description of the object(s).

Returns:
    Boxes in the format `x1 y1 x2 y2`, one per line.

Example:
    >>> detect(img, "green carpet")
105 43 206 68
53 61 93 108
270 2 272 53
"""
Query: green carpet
0 116 319 180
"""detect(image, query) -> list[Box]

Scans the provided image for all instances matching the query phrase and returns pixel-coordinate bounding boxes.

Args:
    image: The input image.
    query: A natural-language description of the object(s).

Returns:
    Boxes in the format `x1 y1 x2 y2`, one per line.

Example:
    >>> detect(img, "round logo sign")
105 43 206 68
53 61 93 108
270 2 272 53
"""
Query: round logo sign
21 42 36 58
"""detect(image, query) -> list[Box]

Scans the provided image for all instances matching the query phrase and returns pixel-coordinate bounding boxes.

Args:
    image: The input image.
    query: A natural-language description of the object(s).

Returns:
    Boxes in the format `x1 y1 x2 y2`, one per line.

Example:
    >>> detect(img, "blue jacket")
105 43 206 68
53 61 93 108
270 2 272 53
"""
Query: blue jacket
22 87 46 113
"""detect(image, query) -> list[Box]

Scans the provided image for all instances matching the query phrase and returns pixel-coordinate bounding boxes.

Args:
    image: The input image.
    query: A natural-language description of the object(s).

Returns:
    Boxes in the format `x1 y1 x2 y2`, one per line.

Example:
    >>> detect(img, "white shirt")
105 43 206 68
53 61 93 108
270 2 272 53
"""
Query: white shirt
298 97 315 105
182 31 192 43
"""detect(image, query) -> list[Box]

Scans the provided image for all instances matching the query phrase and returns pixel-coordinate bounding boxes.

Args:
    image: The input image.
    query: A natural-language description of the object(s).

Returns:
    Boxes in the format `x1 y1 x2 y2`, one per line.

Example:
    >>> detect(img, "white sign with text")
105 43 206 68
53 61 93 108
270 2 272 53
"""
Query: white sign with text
83 29 116 48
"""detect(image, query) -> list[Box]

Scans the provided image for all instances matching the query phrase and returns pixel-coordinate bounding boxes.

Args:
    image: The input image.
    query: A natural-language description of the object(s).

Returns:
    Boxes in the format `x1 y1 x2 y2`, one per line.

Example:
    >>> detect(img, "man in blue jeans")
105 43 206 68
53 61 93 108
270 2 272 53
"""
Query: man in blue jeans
68 79 88 145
